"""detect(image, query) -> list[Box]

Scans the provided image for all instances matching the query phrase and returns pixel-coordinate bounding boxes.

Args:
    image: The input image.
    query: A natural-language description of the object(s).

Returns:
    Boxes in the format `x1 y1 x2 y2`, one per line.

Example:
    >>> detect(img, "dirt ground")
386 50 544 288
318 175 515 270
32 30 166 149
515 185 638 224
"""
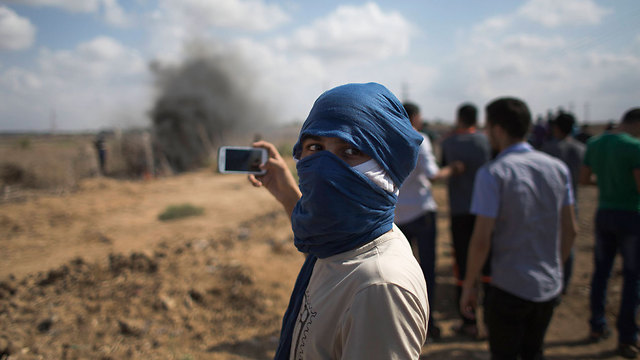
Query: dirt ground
0 168 634 359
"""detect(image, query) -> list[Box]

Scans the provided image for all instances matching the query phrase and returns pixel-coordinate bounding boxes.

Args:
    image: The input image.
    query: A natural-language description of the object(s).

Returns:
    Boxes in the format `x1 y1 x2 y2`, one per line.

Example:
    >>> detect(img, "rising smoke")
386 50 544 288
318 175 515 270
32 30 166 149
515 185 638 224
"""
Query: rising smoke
149 42 274 173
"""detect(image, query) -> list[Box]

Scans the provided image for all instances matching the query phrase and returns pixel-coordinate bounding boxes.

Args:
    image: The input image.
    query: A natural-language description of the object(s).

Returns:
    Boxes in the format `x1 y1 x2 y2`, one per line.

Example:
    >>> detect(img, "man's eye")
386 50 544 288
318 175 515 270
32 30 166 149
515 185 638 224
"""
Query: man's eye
344 148 361 156
307 144 322 151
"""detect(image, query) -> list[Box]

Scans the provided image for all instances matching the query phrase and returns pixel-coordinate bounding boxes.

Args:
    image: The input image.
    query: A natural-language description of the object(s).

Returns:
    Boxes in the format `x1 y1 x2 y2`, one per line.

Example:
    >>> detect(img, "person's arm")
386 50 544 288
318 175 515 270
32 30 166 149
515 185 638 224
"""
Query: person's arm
560 205 578 262
248 141 301 219
431 161 465 181
459 215 495 320
579 165 596 186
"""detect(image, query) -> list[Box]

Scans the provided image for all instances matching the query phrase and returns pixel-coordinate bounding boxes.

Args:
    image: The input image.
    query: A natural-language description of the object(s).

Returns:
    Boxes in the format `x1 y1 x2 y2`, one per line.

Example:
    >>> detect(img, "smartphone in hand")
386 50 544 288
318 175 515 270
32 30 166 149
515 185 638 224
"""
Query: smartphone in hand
217 146 268 175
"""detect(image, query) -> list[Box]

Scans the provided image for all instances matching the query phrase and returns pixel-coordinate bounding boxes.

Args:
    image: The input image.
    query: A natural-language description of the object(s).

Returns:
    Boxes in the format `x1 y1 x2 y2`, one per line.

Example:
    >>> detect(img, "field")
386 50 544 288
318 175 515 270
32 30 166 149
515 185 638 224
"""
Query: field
0 132 634 359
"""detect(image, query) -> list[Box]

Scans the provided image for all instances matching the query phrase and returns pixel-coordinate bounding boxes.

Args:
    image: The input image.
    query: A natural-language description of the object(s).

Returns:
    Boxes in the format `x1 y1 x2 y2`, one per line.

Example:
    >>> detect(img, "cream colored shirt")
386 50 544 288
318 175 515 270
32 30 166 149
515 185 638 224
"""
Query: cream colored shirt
290 225 429 359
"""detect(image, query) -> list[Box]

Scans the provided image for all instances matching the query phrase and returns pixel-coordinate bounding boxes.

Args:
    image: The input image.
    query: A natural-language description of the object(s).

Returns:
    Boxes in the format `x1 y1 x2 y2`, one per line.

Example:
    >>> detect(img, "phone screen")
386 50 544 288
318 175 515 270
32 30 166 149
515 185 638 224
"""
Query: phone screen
224 148 264 173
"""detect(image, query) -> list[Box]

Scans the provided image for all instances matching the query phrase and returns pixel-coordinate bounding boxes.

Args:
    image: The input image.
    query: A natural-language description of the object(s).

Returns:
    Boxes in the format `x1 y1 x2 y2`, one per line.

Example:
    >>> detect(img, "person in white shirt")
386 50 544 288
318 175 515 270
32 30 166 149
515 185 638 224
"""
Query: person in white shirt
395 102 462 339
249 83 429 359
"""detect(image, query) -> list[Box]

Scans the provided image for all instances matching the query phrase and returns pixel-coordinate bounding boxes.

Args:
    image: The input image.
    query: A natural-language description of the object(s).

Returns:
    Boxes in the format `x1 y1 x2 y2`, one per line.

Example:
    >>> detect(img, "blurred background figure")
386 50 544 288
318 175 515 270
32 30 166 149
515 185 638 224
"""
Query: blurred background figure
396 101 462 341
440 102 491 338
580 107 640 359
94 132 107 175
575 124 593 144
541 112 585 294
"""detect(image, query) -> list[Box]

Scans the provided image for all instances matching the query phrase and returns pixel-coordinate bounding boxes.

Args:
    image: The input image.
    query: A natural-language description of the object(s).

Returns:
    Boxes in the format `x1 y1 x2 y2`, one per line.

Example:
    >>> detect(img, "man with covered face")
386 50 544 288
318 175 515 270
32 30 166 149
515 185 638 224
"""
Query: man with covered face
249 83 429 359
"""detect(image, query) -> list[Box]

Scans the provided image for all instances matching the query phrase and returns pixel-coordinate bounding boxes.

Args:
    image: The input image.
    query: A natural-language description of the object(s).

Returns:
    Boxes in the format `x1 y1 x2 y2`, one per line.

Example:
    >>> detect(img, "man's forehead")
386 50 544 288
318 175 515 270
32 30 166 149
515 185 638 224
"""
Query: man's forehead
301 135 351 146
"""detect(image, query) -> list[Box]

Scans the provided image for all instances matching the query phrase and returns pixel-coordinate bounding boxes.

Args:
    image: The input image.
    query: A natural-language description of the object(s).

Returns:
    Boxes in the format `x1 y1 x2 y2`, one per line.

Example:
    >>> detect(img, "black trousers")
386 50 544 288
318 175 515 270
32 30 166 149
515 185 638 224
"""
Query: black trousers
485 286 558 360
451 214 491 324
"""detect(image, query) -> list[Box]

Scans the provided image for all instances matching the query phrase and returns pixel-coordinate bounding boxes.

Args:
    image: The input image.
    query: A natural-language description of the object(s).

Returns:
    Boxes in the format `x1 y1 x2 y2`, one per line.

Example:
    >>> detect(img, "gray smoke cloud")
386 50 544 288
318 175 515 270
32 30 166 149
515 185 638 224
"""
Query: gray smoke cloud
149 42 274 173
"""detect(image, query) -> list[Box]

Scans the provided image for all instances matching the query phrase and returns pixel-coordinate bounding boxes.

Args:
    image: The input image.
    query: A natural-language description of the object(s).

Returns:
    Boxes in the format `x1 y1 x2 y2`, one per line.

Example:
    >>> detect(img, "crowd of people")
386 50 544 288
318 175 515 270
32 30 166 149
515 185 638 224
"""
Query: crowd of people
246 82 639 359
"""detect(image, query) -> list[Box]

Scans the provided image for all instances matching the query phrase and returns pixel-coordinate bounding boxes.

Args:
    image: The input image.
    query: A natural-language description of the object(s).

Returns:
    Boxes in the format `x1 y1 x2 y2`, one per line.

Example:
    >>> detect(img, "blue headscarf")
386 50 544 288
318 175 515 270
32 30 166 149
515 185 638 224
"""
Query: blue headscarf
274 82 422 359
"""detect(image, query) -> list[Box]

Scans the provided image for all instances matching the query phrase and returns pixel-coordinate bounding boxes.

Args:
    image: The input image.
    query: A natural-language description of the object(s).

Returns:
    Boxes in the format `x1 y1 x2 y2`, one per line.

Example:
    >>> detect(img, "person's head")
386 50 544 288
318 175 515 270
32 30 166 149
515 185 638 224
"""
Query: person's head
456 103 478 128
291 83 423 255
485 97 531 151
620 107 640 137
293 83 422 190
403 102 423 131
551 112 576 139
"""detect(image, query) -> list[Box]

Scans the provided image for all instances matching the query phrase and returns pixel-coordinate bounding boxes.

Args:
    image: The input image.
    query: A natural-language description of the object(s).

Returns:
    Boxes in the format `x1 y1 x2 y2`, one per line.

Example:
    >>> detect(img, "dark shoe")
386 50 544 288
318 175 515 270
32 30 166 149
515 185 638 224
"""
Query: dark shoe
618 343 639 359
588 328 611 343
453 323 479 338
427 323 441 341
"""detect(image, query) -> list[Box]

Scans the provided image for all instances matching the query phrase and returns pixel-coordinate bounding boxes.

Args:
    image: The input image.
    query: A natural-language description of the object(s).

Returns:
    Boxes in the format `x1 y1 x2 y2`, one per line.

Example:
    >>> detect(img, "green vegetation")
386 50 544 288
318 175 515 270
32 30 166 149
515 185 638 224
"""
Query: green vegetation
158 203 205 221
17 137 31 149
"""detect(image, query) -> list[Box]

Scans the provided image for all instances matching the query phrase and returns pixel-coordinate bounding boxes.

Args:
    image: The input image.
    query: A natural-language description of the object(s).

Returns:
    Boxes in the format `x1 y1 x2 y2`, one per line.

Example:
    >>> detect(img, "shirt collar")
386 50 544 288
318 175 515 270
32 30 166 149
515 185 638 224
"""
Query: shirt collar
497 141 533 158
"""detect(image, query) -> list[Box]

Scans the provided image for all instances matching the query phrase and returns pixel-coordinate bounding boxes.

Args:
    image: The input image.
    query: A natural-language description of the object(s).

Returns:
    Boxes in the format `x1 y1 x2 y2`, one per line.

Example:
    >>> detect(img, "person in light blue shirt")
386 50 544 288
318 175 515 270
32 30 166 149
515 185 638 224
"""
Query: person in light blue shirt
460 97 578 360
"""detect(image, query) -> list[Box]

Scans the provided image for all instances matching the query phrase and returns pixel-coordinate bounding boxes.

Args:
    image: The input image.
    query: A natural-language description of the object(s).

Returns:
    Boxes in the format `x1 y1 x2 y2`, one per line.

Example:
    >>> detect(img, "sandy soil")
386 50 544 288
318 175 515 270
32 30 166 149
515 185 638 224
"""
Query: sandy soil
0 170 633 359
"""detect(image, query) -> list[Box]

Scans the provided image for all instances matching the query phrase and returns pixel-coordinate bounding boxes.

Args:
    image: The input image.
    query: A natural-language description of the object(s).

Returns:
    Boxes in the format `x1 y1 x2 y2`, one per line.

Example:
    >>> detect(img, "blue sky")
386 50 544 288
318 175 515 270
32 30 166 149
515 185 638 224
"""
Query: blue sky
0 0 639 131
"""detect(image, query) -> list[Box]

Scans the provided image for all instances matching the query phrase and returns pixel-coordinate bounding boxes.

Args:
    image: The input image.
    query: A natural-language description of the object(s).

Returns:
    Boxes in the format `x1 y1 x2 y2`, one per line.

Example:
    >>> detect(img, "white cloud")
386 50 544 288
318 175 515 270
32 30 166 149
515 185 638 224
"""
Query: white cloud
0 67 41 93
101 0 130 27
502 34 565 52
0 6 36 51
157 0 289 33
0 36 150 130
285 3 413 63
518 0 611 28
3 0 131 27
3 0 100 13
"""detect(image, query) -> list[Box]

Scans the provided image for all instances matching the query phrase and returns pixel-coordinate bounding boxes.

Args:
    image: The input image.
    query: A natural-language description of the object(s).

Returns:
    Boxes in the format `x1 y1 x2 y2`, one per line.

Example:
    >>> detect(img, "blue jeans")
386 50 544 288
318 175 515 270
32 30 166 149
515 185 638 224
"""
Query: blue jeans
589 209 640 344
398 211 437 308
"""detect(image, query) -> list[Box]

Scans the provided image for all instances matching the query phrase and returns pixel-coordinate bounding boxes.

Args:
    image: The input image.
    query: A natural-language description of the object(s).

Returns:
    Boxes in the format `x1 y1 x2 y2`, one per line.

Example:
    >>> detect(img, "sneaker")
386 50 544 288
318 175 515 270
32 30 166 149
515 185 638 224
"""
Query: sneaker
618 343 639 359
588 328 611 343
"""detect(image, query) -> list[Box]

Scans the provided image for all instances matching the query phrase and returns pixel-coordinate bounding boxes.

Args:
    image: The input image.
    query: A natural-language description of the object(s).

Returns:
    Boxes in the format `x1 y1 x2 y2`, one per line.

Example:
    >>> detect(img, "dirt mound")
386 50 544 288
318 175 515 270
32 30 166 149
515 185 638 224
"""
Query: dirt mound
0 226 285 359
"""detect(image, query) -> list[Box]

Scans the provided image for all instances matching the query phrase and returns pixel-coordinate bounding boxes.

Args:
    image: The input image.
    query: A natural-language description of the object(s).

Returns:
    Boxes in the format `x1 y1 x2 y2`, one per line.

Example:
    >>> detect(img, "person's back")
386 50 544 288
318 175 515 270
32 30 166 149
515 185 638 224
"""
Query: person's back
580 107 640 358
461 97 576 360
541 113 585 197
585 132 640 211
441 131 490 215
541 137 584 195
483 148 571 300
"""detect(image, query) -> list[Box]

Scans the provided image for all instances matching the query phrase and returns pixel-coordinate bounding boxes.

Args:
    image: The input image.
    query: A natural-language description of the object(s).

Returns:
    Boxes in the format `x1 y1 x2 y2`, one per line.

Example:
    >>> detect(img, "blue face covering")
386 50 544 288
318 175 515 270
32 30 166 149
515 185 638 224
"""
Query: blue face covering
274 83 422 360
292 151 397 257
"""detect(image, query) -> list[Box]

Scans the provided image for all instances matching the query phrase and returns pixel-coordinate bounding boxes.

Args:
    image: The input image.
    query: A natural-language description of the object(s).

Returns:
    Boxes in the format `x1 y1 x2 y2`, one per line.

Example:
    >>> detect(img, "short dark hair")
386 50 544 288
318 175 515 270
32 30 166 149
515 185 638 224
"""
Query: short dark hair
485 97 531 139
457 103 477 127
403 102 420 118
621 107 640 124
553 112 575 135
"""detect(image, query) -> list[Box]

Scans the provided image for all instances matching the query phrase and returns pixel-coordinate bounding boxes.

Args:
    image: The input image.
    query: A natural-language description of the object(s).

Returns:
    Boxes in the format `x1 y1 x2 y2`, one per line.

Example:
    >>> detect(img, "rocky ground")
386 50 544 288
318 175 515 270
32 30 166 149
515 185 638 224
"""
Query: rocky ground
0 170 634 359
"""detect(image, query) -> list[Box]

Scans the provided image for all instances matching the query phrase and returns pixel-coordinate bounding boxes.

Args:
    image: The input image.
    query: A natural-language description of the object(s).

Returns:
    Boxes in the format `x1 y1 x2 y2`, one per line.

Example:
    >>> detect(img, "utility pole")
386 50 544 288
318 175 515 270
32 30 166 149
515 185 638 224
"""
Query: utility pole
583 102 590 124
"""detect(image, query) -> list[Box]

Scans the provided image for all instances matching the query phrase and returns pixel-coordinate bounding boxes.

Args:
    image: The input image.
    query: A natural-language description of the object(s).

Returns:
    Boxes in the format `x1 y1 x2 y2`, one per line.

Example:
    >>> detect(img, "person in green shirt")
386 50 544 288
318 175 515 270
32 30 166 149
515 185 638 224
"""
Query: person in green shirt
580 107 640 359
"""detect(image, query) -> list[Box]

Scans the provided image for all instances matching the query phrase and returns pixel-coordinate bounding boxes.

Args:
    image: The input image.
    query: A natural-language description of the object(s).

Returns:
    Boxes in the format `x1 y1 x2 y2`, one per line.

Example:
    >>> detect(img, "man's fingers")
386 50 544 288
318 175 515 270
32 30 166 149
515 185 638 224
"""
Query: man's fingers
252 141 280 159
248 174 263 187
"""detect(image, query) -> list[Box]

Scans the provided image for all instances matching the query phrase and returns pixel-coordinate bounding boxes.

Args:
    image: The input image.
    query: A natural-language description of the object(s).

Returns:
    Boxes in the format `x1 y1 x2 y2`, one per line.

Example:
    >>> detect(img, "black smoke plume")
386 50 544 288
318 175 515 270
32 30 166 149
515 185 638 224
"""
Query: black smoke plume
149 43 272 173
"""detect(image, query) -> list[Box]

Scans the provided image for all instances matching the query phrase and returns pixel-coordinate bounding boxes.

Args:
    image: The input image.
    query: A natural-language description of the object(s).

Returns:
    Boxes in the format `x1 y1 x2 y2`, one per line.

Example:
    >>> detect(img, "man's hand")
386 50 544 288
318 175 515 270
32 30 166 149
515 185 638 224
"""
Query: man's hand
248 141 301 218
459 283 478 320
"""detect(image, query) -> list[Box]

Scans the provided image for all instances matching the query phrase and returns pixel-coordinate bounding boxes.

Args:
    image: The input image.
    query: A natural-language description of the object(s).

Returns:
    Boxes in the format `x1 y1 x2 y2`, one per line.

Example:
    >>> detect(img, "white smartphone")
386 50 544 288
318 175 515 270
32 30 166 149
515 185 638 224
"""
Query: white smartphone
218 146 268 175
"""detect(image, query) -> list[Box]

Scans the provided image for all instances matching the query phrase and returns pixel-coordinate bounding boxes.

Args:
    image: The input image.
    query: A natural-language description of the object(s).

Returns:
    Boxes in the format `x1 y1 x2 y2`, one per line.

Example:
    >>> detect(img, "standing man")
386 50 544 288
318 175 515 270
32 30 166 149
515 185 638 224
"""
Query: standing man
460 97 577 359
396 102 461 340
541 112 585 293
440 103 491 337
580 108 640 359
250 83 429 359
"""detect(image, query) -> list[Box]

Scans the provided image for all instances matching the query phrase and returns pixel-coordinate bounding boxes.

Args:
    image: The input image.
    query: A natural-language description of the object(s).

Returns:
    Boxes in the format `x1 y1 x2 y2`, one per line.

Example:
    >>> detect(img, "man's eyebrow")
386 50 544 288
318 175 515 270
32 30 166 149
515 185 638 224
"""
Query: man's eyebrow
301 135 321 142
